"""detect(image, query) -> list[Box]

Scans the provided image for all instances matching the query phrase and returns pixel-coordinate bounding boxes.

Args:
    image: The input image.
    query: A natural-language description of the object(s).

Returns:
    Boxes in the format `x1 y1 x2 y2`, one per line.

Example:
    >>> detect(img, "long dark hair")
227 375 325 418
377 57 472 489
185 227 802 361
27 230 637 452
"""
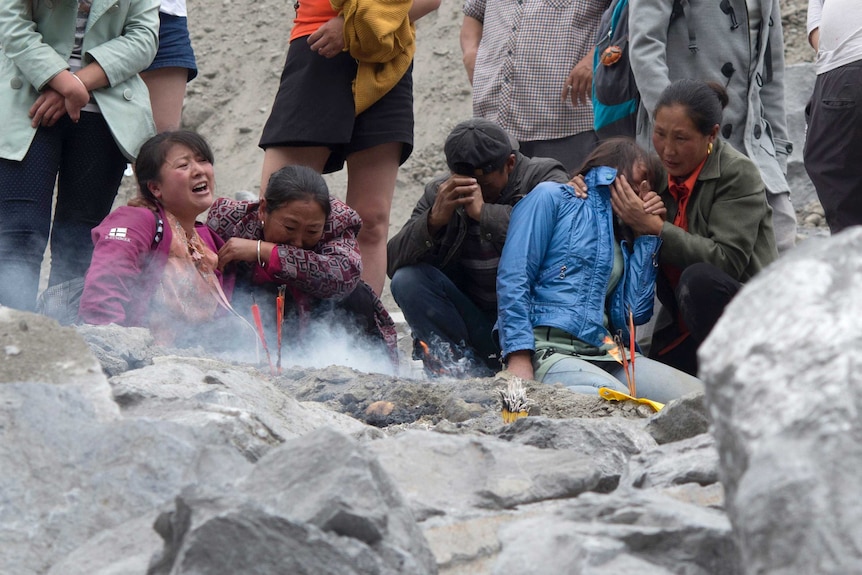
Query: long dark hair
577 137 660 190
654 79 729 135
263 165 331 219
576 137 660 243
130 131 215 210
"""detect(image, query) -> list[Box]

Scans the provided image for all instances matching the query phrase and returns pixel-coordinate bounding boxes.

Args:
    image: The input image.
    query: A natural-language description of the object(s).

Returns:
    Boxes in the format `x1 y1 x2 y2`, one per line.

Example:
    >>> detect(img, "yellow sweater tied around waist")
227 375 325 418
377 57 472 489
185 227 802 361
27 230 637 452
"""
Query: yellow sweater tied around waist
331 0 416 115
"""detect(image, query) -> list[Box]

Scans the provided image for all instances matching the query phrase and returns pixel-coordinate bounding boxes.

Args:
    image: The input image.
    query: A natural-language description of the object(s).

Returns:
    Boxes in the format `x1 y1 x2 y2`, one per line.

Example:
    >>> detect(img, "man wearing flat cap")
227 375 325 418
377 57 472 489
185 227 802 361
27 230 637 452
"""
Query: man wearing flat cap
387 118 567 376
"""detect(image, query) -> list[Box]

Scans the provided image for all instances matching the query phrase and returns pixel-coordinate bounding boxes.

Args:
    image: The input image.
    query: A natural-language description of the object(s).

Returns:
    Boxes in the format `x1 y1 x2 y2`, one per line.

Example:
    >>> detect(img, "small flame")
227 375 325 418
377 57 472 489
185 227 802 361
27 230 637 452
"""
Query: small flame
604 336 624 364
418 340 447 376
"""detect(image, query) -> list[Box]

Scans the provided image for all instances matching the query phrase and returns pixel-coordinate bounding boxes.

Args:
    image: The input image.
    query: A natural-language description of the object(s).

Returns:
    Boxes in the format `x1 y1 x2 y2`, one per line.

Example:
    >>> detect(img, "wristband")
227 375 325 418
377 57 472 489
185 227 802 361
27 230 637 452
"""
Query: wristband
71 73 87 91
257 239 267 268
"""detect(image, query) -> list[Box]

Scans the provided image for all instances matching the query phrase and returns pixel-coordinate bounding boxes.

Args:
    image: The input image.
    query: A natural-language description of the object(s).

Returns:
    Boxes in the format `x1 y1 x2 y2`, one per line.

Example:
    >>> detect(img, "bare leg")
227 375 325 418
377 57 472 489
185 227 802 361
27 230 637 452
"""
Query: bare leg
141 67 190 133
259 145 329 196
345 142 401 296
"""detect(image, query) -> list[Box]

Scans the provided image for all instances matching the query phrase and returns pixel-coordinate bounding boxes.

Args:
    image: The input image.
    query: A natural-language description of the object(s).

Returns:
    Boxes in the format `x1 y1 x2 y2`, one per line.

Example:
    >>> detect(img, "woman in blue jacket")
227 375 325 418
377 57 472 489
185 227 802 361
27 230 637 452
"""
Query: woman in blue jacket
0 0 158 311
497 138 703 403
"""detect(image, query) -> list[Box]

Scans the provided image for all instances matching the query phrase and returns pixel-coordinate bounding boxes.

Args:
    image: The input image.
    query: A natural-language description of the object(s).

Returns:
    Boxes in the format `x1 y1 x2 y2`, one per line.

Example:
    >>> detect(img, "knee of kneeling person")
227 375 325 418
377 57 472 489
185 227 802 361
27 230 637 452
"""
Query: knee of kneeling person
676 262 739 342
390 265 425 301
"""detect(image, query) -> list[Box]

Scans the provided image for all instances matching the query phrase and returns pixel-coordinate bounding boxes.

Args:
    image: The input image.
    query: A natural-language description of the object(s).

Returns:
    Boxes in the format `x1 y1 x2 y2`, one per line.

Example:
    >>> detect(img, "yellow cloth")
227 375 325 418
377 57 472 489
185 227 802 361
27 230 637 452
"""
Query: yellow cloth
331 0 416 115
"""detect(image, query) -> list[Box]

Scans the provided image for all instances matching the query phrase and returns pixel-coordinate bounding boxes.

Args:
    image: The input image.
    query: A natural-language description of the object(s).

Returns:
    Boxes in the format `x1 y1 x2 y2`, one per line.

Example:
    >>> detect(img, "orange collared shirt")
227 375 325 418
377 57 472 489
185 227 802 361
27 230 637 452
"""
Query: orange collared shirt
667 155 707 233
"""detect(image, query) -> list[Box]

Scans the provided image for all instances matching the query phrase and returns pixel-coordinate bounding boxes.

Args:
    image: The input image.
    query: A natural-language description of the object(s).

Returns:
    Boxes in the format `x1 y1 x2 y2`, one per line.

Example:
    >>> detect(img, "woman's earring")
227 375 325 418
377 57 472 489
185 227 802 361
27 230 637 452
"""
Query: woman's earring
708 142 714 155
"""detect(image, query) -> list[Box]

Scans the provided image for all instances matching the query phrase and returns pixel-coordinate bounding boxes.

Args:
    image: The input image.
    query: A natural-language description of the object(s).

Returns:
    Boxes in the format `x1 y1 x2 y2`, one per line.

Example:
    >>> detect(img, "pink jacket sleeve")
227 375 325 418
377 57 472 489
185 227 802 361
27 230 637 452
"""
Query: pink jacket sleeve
78 207 163 326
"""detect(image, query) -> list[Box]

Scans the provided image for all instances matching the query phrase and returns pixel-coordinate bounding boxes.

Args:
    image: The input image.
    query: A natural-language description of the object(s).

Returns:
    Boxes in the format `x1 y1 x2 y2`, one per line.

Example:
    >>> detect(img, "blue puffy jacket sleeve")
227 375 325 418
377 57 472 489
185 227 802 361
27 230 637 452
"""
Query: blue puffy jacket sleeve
609 235 662 340
496 183 561 359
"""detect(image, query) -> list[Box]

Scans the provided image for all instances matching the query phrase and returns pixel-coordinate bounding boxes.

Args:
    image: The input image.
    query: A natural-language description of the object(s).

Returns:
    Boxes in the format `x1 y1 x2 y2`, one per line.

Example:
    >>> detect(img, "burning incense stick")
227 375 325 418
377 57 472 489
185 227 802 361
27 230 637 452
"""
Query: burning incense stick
251 296 274 375
614 333 634 396
276 285 285 374
628 308 636 397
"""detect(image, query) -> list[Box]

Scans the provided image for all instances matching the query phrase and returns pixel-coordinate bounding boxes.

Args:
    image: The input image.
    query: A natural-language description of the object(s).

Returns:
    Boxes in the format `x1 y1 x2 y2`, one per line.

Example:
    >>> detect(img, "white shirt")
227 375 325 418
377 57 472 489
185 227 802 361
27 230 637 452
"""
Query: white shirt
159 0 187 17
808 0 862 74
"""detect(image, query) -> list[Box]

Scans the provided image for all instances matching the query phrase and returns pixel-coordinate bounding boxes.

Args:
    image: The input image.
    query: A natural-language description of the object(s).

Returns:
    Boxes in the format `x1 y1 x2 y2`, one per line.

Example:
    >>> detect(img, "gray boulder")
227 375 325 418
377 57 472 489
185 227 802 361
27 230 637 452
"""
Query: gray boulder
368 429 600 521
0 308 118 420
0 382 251 575
645 392 710 445
497 416 656 492
46 515 163 575
111 356 372 461
620 433 720 493
149 427 438 575
149 496 402 575
492 490 740 575
75 323 158 377
700 228 862 573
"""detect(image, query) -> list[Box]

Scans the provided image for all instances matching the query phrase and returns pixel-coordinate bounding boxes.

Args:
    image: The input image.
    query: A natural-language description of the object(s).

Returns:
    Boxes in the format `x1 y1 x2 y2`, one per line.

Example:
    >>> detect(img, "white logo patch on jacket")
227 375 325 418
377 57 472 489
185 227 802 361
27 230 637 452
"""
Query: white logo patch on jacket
106 227 129 241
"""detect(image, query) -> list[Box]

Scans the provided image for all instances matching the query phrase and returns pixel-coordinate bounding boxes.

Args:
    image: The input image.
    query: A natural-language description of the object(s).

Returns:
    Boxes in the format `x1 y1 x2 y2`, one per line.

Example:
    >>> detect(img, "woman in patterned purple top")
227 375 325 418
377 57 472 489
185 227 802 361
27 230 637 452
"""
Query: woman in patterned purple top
207 165 398 366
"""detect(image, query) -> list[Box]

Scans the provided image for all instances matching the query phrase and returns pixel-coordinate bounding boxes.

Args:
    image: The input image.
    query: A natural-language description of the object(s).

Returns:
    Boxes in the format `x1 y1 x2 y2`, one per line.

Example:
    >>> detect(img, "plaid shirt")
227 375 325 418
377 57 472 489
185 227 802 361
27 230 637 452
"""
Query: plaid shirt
464 0 608 142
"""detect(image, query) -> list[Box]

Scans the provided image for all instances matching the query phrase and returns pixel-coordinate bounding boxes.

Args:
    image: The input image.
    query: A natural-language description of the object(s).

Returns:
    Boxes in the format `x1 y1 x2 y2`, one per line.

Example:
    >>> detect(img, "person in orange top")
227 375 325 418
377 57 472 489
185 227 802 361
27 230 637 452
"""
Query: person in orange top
648 80 778 375
257 0 440 297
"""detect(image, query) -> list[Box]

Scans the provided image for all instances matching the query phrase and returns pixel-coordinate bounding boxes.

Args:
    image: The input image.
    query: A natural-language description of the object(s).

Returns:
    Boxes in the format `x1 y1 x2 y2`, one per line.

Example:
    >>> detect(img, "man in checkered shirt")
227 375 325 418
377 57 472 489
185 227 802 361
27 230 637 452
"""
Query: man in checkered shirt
460 0 611 173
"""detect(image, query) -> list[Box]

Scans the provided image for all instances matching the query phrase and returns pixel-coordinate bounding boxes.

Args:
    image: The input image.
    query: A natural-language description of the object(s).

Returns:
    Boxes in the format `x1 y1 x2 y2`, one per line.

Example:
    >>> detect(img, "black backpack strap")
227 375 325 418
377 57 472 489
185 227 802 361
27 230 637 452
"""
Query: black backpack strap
672 0 697 54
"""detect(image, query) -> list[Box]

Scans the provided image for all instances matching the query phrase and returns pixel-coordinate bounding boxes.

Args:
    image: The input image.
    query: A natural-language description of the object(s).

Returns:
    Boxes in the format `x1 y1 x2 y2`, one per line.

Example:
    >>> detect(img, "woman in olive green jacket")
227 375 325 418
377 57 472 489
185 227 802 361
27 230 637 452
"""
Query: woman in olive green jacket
649 79 778 375
0 0 158 311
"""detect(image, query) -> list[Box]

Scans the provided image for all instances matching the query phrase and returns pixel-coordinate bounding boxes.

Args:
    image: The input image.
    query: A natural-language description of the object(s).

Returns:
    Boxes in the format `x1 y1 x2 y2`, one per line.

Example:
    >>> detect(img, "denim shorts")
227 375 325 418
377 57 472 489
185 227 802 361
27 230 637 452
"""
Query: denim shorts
144 12 198 81
259 37 413 174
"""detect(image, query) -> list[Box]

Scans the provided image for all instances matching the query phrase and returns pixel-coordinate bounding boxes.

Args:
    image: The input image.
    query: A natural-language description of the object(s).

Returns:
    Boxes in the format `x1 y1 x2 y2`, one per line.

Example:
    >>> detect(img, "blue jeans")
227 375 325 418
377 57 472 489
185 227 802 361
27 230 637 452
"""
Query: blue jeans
390 263 500 373
541 355 704 404
0 113 126 311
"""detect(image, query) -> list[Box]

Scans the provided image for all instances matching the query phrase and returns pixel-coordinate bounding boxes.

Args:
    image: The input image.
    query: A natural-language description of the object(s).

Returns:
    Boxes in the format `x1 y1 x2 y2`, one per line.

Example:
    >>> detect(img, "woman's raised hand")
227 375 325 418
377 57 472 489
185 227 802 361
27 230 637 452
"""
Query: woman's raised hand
610 174 664 236
639 180 667 220
568 174 588 199
218 237 274 271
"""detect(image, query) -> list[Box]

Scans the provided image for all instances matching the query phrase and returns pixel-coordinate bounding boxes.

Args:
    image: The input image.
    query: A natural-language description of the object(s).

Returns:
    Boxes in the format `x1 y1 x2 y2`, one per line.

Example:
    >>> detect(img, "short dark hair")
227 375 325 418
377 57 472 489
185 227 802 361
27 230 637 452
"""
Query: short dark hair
132 131 214 209
654 79 729 136
263 165 331 219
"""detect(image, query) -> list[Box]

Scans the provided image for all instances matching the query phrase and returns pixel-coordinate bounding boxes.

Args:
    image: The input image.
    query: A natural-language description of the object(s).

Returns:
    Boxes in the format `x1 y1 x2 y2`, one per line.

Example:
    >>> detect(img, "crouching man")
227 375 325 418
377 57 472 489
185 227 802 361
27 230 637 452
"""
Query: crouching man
387 118 568 376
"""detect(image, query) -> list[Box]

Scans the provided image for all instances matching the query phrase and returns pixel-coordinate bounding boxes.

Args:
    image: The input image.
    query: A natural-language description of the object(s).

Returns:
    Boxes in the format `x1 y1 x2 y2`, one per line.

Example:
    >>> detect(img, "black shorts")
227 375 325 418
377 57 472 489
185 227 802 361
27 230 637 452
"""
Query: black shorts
259 37 414 174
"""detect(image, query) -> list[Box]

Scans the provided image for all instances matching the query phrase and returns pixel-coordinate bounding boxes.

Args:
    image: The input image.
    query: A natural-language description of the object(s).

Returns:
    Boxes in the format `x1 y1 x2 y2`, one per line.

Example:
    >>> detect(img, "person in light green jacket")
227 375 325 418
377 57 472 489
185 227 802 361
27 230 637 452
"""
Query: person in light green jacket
0 0 158 311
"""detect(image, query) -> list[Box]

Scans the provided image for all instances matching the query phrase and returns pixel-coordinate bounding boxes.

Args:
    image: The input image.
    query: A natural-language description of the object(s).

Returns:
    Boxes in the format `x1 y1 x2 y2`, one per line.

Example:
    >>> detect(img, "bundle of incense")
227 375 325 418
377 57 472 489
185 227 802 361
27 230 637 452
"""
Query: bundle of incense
276 285 286 374
497 376 530 424
251 297 274 375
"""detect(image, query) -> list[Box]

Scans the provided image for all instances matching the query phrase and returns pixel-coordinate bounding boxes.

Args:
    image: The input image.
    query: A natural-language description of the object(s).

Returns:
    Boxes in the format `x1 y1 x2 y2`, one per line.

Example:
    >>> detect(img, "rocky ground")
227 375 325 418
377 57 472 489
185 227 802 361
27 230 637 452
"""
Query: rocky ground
5 227 862 573
3 2 850 574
